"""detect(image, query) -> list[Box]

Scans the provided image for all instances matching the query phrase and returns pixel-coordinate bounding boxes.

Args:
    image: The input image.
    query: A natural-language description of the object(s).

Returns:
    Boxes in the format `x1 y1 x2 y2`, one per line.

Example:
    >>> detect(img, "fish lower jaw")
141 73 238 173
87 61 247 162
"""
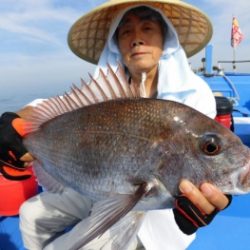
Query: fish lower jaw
239 159 250 189
228 160 250 194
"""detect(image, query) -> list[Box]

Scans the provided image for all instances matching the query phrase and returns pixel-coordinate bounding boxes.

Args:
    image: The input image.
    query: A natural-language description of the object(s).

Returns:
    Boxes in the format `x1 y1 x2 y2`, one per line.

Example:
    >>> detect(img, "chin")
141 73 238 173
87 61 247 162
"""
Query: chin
126 59 158 75
133 64 156 74
131 61 150 69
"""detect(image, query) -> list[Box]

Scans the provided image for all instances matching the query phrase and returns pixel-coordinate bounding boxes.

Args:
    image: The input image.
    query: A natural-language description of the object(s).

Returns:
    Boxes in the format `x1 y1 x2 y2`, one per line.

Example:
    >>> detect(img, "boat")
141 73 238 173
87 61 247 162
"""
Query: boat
190 45 250 250
1 45 250 250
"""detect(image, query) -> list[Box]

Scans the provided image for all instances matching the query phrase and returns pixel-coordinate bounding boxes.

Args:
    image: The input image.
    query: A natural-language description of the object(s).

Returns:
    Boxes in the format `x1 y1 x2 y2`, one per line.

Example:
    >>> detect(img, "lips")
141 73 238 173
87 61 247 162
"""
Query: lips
130 50 149 57
131 52 146 57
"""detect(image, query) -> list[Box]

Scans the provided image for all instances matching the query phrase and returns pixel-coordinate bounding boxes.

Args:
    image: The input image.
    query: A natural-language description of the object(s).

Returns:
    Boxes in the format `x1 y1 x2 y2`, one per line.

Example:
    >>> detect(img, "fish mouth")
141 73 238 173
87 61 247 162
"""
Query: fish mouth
237 159 250 192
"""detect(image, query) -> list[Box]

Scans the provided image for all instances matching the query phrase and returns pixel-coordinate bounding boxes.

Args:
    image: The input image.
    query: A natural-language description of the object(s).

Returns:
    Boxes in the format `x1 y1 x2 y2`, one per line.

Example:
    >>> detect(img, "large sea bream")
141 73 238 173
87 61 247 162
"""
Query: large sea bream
23 65 250 249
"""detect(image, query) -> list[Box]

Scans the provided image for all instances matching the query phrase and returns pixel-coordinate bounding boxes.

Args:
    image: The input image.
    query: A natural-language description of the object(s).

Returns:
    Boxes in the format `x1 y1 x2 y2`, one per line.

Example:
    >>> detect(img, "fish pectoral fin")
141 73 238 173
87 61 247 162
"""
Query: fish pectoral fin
70 183 150 250
83 211 145 250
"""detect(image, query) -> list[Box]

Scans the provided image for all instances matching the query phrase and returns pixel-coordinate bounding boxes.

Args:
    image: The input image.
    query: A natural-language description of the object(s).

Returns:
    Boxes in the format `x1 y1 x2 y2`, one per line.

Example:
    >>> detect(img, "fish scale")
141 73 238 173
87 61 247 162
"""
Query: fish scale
25 100 160 195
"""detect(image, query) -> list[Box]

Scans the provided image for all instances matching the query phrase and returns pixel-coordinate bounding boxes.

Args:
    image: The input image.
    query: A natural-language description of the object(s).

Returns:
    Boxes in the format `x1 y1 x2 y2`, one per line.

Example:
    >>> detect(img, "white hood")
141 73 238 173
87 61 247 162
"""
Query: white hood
95 5 216 119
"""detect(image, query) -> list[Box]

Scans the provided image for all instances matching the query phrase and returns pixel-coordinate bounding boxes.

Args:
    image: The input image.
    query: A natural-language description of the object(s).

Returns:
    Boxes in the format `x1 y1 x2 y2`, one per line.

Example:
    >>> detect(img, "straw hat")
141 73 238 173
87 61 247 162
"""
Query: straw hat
68 0 212 64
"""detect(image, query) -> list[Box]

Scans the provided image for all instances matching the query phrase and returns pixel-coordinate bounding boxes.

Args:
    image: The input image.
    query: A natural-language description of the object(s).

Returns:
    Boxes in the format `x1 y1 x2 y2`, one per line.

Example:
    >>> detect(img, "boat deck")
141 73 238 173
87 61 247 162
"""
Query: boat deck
1 193 250 250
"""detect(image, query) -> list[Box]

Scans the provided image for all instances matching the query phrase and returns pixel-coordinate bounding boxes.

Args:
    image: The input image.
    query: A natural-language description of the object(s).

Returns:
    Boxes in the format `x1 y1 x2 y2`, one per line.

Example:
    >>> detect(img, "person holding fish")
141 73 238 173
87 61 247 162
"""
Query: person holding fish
0 0 234 249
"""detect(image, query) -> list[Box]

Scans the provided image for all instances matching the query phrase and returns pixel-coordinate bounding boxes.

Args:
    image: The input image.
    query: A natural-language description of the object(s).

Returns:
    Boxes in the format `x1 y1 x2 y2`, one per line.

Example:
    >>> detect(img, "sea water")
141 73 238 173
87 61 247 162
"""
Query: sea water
0 81 79 115
0 62 95 115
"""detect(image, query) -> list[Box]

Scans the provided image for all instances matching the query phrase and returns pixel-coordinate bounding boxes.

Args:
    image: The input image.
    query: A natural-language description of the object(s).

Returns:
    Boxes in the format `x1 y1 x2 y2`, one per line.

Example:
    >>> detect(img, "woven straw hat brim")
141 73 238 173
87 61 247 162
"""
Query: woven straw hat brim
68 0 212 64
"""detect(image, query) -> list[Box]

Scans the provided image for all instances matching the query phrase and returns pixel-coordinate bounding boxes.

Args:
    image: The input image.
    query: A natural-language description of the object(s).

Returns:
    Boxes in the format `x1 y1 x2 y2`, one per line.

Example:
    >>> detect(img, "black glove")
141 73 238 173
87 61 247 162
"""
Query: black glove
173 194 232 235
0 112 32 180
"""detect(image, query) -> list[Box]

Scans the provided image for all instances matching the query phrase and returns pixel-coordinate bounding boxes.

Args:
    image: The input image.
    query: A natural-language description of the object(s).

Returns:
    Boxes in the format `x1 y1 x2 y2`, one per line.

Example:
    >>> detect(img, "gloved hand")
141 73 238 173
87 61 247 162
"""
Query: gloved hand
0 112 32 180
173 194 232 235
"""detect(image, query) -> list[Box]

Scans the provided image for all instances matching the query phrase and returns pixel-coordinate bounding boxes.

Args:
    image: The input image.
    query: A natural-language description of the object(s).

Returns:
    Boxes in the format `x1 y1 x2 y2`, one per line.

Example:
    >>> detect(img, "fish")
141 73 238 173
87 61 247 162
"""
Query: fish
20 65 250 249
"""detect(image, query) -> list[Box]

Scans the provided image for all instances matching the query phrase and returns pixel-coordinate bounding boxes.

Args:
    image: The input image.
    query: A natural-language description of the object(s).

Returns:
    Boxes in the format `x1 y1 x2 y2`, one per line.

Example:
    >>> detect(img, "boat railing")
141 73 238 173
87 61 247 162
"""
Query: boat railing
221 74 240 106
218 60 250 71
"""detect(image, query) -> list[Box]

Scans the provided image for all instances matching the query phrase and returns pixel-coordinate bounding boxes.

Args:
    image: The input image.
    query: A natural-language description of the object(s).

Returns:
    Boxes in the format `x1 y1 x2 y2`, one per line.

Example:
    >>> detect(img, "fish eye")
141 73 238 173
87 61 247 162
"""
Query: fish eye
200 134 221 156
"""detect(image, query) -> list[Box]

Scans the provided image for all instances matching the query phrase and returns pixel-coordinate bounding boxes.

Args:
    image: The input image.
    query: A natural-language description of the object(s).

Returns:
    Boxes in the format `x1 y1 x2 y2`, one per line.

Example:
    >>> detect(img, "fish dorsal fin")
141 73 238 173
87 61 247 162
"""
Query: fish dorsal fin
25 64 140 133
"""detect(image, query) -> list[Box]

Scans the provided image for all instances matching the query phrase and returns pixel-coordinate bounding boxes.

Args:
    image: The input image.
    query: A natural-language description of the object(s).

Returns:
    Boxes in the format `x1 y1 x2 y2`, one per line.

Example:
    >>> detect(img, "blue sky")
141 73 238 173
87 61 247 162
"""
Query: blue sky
0 0 249 111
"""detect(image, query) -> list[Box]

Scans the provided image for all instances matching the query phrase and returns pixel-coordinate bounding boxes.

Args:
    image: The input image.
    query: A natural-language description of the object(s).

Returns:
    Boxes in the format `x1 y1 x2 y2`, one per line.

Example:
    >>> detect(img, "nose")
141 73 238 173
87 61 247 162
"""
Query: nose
131 39 145 47
130 29 145 48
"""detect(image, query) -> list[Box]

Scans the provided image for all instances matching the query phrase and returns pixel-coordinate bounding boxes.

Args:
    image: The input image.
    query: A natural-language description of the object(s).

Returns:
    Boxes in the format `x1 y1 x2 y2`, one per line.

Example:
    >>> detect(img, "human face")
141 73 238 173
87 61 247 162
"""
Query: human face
117 13 164 76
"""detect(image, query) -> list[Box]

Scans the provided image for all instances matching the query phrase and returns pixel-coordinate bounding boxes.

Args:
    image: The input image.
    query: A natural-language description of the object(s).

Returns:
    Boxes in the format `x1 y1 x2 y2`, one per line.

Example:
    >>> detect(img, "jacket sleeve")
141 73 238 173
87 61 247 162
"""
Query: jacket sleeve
137 209 196 250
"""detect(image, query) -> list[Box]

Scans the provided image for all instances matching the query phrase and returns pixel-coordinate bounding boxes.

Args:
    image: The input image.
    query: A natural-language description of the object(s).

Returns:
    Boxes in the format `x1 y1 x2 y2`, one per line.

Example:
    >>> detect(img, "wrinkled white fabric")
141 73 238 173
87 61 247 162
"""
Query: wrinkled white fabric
138 210 195 250
26 98 46 107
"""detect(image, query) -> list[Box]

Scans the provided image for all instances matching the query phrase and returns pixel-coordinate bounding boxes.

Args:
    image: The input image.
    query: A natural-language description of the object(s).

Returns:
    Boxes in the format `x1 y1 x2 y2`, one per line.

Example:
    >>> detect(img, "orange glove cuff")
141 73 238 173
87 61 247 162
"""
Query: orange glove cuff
12 118 29 137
